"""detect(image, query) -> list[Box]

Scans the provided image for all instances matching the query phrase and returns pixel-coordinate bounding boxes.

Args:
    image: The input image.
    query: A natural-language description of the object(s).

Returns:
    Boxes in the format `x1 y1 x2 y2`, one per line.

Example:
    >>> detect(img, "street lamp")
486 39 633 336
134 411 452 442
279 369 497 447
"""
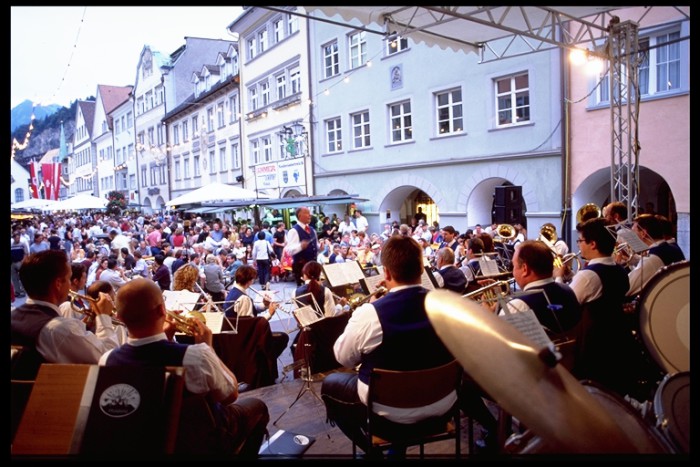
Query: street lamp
281 121 308 159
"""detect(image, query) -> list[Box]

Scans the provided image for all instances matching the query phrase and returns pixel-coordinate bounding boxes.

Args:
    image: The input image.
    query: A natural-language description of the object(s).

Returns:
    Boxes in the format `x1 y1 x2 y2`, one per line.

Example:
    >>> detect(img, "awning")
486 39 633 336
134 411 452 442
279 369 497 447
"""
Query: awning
202 194 369 211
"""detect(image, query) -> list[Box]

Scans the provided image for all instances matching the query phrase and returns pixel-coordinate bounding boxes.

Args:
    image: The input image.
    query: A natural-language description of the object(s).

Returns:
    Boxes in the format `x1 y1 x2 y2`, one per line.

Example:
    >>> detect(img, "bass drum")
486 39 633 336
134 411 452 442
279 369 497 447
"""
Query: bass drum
504 380 673 454
637 260 690 374
653 372 690 454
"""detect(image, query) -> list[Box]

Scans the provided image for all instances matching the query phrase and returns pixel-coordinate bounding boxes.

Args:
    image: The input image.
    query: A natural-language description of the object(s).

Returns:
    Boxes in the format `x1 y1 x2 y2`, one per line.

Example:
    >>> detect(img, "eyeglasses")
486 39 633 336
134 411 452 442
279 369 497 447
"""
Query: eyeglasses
576 238 586 244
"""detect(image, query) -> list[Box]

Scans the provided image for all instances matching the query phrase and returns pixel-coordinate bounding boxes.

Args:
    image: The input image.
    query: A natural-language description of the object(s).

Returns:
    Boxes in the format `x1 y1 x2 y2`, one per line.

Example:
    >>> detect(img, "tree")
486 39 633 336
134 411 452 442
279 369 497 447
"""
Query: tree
106 191 127 216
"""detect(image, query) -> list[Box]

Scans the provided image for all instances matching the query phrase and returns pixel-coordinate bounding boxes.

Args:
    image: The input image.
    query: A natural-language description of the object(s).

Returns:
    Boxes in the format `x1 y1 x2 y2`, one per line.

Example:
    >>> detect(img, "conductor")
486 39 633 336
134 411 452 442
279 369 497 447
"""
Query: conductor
284 206 318 286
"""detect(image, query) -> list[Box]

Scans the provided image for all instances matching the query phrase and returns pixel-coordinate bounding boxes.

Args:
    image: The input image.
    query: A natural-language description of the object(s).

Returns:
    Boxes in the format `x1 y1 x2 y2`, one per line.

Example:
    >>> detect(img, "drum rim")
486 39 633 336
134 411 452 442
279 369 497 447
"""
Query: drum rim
652 371 690 454
637 260 690 373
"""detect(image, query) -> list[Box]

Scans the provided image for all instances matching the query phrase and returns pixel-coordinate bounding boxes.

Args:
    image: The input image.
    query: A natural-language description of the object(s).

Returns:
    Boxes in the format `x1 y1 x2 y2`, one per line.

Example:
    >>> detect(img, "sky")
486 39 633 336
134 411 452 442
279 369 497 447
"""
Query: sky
11 6 245 109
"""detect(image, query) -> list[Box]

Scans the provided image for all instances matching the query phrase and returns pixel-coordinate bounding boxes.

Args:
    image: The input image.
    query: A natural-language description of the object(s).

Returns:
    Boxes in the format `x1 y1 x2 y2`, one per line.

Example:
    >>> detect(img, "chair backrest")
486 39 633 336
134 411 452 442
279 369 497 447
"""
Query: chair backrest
369 359 461 409
12 364 185 459
293 313 351 377
11 346 36 444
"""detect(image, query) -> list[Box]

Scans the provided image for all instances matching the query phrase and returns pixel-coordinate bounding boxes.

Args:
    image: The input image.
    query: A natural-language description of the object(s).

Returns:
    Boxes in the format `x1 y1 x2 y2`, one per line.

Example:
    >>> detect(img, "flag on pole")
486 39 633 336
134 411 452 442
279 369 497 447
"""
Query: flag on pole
42 162 62 200
29 160 41 199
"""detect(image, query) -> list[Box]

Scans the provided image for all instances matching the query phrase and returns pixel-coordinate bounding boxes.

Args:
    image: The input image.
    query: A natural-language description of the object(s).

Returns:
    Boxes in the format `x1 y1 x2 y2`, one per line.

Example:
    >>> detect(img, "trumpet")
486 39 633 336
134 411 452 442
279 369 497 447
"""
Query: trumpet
67 290 125 326
462 280 511 303
166 310 207 336
346 286 388 311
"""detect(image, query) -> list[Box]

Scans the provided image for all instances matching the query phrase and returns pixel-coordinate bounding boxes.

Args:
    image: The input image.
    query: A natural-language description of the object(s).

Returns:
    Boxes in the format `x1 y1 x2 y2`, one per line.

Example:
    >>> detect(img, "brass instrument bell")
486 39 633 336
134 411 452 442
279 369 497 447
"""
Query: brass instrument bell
496 224 516 240
576 203 602 223
166 310 207 336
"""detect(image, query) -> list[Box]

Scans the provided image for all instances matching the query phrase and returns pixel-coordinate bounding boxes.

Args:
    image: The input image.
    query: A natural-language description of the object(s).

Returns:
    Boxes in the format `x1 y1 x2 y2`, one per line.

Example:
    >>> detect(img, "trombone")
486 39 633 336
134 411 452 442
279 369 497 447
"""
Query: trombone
67 290 125 327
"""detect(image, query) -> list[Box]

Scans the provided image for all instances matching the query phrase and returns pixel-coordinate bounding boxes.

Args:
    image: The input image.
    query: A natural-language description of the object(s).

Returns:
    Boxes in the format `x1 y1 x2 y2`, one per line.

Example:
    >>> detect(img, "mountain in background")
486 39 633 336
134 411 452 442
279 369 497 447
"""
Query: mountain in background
11 101 79 166
11 99 62 132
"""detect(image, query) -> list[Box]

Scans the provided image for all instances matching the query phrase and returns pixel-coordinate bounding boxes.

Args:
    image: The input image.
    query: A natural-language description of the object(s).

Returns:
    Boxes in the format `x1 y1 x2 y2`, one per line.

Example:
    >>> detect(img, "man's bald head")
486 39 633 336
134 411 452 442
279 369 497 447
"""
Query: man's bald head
116 279 165 334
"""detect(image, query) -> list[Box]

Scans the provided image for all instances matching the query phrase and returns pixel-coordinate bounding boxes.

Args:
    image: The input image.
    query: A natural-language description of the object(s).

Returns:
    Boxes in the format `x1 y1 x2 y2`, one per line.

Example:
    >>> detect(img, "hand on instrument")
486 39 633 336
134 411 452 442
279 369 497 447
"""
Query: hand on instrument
163 312 178 341
93 292 114 316
191 317 213 347
268 301 279 318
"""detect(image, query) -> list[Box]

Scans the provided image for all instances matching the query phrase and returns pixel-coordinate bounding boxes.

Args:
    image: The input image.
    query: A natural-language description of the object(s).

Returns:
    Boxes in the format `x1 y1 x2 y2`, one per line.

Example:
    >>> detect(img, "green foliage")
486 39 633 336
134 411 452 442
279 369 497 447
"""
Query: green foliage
106 190 127 216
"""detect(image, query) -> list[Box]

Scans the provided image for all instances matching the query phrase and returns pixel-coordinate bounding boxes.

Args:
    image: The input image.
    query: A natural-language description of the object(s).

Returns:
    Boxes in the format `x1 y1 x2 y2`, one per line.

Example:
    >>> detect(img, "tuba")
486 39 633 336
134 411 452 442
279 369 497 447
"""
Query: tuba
576 203 602 223
462 280 511 304
496 224 516 240
539 224 557 243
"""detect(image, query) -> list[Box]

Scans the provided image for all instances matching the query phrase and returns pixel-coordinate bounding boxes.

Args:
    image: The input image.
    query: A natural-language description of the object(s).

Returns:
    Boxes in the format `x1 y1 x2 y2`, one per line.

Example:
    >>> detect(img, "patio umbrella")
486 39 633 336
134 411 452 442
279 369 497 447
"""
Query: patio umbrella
166 182 265 207
11 198 59 210
48 193 108 211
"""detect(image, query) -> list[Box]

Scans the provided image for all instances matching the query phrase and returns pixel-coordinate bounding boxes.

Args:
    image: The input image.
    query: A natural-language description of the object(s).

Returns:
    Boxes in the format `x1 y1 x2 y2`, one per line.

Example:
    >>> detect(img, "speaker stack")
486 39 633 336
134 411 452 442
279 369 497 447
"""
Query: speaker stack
492 186 523 225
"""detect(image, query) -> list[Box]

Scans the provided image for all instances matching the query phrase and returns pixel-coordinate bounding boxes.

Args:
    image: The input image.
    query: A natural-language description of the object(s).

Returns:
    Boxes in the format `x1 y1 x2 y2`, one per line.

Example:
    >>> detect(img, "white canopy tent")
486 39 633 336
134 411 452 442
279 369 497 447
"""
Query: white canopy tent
166 182 267 208
47 193 108 211
11 198 59 211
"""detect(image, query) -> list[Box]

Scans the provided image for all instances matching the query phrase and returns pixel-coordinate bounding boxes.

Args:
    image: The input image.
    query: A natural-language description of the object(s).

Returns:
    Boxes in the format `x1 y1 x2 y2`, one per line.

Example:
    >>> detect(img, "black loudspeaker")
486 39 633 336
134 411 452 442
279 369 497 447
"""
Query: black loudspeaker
492 206 522 225
236 175 244 182
494 186 522 207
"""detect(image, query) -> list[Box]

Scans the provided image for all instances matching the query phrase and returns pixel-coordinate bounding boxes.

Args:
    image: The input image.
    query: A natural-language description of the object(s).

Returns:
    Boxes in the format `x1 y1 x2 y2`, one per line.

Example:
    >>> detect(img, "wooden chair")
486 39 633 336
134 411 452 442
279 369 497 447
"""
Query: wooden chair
354 359 463 459
12 364 185 460
11 345 37 444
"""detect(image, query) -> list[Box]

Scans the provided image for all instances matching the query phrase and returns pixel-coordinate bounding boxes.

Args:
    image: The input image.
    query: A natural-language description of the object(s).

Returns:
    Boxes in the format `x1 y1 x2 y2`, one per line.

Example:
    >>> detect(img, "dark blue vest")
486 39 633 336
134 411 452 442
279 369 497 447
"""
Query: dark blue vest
293 224 318 264
223 288 251 318
436 266 467 293
11 303 58 348
104 340 188 368
649 241 685 265
357 287 453 386
518 282 581 334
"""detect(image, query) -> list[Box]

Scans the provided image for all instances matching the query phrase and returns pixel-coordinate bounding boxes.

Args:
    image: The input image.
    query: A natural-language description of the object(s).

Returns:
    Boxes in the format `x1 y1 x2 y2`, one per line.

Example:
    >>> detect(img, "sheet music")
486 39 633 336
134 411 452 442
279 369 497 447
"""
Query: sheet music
293 305 323 328
322 261 365 287
421 268 438 290
479 256 501 277
361 273 385 295
616 227 650 253
163 290 201 312
203 312 224 334
499 308 553 349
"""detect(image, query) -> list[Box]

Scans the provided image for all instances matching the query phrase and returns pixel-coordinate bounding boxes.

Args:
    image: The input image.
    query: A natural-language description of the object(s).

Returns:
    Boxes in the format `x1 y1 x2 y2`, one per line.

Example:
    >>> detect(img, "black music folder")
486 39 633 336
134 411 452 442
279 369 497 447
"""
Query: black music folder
259 429 316 457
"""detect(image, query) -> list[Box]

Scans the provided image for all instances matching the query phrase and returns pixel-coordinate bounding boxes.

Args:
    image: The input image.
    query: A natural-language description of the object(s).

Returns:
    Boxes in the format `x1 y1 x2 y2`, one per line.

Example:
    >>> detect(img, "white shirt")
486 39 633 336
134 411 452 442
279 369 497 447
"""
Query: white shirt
627 241 666 297
25 298 120 364
567 256 615 304
100 268 129 291
354 215 369 232
99 333 235 402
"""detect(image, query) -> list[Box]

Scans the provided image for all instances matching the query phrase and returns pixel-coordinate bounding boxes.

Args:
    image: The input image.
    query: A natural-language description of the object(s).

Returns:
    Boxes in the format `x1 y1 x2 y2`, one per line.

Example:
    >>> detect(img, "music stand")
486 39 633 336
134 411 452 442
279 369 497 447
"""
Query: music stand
273 293 325 427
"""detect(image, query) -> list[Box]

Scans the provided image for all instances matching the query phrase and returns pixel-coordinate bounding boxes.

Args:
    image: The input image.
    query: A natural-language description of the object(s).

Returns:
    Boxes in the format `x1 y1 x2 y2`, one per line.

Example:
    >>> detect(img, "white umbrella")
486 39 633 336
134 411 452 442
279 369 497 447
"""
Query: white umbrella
48 193 108 211
166 182 265 207
11 198 59 210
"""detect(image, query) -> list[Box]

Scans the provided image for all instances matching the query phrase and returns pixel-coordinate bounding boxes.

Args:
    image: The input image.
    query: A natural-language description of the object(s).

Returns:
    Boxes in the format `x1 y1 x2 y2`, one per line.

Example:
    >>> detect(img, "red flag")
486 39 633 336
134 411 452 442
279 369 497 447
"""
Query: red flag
29 160 40 199
41 163 61 200
52 162 61 200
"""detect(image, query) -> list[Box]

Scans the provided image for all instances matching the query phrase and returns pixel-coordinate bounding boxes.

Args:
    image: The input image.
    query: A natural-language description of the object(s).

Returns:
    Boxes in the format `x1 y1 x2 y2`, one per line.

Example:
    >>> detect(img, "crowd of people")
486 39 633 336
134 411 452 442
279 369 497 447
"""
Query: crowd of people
10 202 686 458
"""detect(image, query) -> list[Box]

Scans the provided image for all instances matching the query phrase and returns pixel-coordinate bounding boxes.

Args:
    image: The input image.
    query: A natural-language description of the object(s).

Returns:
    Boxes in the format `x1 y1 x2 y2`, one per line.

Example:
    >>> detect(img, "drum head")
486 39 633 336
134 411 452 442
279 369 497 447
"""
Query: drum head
653 372 690 454
638 261 690 373
582 381 673 454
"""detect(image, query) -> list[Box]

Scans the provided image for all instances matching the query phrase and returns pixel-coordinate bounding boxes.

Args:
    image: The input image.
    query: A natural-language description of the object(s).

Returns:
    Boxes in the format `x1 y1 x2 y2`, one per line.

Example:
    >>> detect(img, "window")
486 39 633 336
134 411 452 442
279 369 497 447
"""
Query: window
258 29 268 54
150 165 157 185
326 117 342 153
252 140 261 164
219 146 227 171
183 157 190 178
147 127 155 146
194 155 201 177
261 81 270 106
231 142 240 169
273 19 283 43
496 72 530 126
159 164 166 184
191 115 199 135
115 118 121 134
126 111 133 128
228 94 238 123
157 125 164 145
173 124 180 145
276 74 287 100
436 89 463 134
14 188 24 203
389 100 413 143
250 87 258 111
387 36 409 55
351 111 371 149
130 174 136 189
209 150 216 174
207 107 215 132
247 38 256 61
287 13 298 35
349 32 367 69
290 67 301 95
182 120 189 142
262 136 273 162
323 41 340 79
175 159 181 180
217 102 225 128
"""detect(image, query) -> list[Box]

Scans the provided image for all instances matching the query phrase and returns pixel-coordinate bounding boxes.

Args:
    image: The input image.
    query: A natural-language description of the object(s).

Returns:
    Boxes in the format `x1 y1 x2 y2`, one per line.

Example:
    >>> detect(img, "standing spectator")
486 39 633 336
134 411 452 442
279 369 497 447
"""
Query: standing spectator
29 233 50 255
11 232 30 298
272 222 287 261
202 255 226 305
284 207 319 286
251 231 274 288
353 209 369 233
338 215 356 236
151 254 171 291
169 227 186 249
